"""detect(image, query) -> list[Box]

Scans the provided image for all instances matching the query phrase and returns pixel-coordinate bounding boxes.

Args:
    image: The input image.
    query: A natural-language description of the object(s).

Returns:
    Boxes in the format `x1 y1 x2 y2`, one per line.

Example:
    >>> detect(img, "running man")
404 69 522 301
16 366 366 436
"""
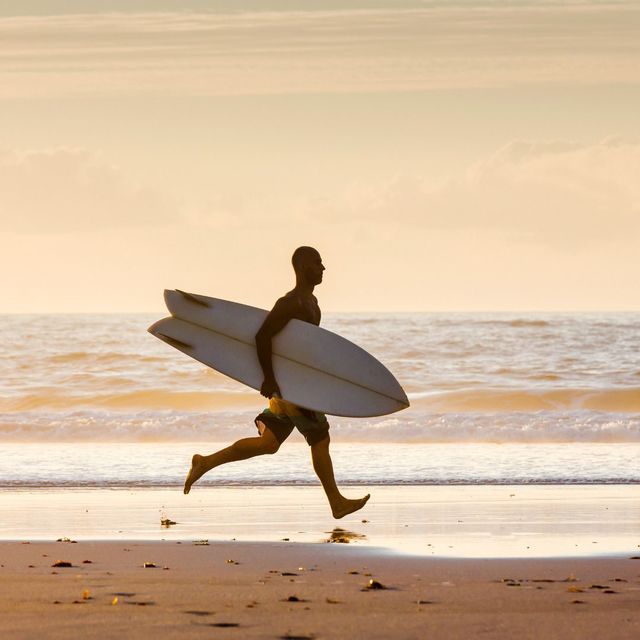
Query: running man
183 246 370 519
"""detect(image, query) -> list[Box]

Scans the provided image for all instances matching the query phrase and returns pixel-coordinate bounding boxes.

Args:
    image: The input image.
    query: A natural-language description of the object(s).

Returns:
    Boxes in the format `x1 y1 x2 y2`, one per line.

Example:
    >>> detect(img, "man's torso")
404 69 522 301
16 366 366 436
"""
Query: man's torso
281 290 321 326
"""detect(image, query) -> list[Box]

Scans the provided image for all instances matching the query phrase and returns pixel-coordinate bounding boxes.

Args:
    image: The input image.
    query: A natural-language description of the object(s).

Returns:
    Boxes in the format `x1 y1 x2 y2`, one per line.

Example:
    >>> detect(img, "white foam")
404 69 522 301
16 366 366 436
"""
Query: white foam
0 409 639 443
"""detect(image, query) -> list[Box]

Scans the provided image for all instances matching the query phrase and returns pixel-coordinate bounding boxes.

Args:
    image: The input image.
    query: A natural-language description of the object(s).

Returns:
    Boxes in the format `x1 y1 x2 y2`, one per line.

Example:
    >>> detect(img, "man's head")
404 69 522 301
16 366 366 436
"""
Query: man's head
292 246 325 286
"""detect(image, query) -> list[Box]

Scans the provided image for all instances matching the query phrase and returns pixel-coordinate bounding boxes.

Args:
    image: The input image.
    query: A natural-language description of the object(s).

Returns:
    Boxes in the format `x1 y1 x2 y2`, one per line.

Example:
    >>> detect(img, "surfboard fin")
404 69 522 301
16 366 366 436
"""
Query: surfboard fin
157 333 192 350
176 289 210 307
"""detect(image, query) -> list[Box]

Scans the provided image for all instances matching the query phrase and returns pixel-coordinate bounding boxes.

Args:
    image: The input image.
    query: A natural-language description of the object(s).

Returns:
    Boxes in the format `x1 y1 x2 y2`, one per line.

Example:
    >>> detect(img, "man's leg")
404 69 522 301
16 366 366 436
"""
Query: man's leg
184 422 280 494
310 434 370 519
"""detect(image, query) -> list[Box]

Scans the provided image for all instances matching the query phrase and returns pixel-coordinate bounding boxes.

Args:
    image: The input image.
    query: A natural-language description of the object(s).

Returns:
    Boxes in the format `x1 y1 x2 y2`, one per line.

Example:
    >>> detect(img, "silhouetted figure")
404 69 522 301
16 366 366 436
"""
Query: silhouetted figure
183 246 370 519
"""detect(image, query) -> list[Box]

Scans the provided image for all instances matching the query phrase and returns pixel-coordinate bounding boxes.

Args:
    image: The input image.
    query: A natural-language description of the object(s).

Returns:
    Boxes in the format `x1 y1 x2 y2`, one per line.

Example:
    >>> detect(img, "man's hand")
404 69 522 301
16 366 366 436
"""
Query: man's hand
260 376 281 399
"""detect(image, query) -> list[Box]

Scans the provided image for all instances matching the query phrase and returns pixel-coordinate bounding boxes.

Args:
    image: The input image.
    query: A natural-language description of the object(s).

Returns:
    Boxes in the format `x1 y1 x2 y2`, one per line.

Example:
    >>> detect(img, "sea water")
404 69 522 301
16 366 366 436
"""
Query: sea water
0 313 639 487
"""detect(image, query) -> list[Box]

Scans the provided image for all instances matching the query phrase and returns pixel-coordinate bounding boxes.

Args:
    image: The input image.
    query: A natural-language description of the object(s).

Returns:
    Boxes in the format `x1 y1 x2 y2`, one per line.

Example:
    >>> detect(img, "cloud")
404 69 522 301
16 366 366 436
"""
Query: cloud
1 3 639 97
310 137 640 245
0 147 177 232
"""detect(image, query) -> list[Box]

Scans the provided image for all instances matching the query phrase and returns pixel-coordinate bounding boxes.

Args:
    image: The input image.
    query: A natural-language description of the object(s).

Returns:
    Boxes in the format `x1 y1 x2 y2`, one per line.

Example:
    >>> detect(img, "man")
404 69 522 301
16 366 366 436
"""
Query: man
183 246 370 519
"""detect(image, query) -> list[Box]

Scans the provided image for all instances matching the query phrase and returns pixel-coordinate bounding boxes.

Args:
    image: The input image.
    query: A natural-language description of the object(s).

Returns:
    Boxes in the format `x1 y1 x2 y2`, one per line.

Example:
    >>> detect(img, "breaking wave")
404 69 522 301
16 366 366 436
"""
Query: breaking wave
0 409 638 443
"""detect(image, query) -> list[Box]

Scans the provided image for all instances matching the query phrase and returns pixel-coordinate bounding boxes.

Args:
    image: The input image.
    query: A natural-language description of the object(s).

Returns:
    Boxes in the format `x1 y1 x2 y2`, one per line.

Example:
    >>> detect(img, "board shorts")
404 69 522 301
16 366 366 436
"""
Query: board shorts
255 397 330 446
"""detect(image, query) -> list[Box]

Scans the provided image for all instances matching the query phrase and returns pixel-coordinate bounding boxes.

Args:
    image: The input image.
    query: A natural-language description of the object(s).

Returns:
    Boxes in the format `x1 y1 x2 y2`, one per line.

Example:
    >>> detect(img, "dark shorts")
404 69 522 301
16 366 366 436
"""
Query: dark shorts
254 406 330 447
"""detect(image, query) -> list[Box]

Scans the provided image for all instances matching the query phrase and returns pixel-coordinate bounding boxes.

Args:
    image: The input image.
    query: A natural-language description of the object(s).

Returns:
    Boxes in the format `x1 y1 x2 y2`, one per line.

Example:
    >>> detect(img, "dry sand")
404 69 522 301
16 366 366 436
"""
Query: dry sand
1 540 639 640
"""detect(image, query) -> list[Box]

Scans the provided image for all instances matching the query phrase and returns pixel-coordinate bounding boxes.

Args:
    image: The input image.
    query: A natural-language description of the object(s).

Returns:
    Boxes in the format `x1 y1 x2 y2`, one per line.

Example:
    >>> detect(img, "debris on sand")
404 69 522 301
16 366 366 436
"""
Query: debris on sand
365 579 387 590
143 562 157 568
501 579 521 587
56 537 77 544
323 528 366 544
531 579 555 583
51 561 73 568
282 595 308 603
194 540 209 546
183 610 213 616
160 517 177 527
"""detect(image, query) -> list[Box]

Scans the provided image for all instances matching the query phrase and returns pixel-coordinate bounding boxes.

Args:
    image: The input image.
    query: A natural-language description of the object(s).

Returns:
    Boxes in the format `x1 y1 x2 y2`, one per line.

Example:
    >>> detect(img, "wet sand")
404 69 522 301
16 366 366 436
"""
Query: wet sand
1 485 638 638
1 485 638 557
1 540 639 639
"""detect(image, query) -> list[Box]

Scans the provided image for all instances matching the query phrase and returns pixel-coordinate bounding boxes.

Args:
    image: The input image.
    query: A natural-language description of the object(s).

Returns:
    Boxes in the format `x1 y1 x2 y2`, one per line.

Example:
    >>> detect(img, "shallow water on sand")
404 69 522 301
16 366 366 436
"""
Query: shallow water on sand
0 442 638 487
0 485 637 558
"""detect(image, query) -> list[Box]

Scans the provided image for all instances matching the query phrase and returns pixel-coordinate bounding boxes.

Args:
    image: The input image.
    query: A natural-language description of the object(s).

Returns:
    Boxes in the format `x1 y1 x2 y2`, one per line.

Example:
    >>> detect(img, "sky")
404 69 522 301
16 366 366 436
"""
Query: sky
1 1 639 312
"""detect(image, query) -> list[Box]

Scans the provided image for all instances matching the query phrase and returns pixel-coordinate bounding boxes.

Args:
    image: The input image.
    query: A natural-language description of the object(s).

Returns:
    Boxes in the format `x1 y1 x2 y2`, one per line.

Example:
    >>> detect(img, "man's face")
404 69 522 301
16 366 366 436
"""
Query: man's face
304 252 326 286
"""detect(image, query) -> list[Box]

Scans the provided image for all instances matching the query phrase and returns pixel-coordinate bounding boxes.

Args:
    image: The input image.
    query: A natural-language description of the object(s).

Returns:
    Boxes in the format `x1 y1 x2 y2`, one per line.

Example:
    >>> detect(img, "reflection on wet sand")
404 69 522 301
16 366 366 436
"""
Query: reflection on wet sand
323 527 367 544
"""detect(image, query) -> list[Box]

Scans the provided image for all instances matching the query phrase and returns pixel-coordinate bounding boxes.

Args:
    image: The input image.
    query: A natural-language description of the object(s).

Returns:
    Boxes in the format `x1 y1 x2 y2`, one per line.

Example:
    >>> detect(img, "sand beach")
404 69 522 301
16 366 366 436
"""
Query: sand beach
2 540 639 640
1 485 639 639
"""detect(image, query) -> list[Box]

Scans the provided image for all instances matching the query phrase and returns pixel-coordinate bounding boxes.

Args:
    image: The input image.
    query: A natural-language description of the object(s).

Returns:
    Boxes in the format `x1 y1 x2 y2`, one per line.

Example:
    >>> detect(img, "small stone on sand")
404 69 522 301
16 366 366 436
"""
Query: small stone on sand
365 579 387 590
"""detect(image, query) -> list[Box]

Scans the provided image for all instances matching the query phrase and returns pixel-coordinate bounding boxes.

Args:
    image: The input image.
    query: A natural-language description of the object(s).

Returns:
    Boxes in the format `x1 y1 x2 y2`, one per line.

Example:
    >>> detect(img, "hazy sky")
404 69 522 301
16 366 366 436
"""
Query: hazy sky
1 1 639 312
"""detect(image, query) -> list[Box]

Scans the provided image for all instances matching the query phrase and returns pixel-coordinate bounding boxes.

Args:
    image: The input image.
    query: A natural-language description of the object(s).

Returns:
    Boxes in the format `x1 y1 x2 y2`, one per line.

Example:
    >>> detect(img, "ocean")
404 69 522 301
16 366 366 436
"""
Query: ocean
1 312 639 487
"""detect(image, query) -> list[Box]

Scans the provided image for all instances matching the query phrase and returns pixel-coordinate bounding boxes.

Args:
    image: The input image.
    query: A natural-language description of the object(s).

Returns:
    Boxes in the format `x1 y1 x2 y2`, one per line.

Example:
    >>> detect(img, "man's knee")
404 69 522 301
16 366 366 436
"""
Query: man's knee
261 433 280 454
311 433 330 449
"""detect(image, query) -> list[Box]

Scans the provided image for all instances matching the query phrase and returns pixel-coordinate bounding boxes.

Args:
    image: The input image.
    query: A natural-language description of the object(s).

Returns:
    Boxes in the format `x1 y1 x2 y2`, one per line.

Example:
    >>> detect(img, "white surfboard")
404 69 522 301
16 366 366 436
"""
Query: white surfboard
148 289 409 418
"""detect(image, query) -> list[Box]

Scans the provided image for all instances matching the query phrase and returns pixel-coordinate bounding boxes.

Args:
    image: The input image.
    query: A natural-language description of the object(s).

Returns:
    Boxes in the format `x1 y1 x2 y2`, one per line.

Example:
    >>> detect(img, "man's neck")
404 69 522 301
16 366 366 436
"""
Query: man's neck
294 278 315 296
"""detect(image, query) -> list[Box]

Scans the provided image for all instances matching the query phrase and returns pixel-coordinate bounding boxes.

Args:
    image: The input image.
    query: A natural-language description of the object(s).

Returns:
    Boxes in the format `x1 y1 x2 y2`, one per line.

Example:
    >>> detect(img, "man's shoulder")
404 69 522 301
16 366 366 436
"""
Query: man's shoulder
270 291 300 314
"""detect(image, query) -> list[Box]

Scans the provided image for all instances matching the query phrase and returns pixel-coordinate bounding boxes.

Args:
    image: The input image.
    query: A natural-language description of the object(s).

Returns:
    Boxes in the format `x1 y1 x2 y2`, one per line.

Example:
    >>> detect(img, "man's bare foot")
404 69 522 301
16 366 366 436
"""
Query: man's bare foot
331 494 370 519
184 454 206 494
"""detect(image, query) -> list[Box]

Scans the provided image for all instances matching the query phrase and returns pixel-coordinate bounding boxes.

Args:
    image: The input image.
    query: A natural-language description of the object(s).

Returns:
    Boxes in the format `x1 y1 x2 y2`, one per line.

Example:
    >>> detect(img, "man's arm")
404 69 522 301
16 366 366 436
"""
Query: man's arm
255 297 296 399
